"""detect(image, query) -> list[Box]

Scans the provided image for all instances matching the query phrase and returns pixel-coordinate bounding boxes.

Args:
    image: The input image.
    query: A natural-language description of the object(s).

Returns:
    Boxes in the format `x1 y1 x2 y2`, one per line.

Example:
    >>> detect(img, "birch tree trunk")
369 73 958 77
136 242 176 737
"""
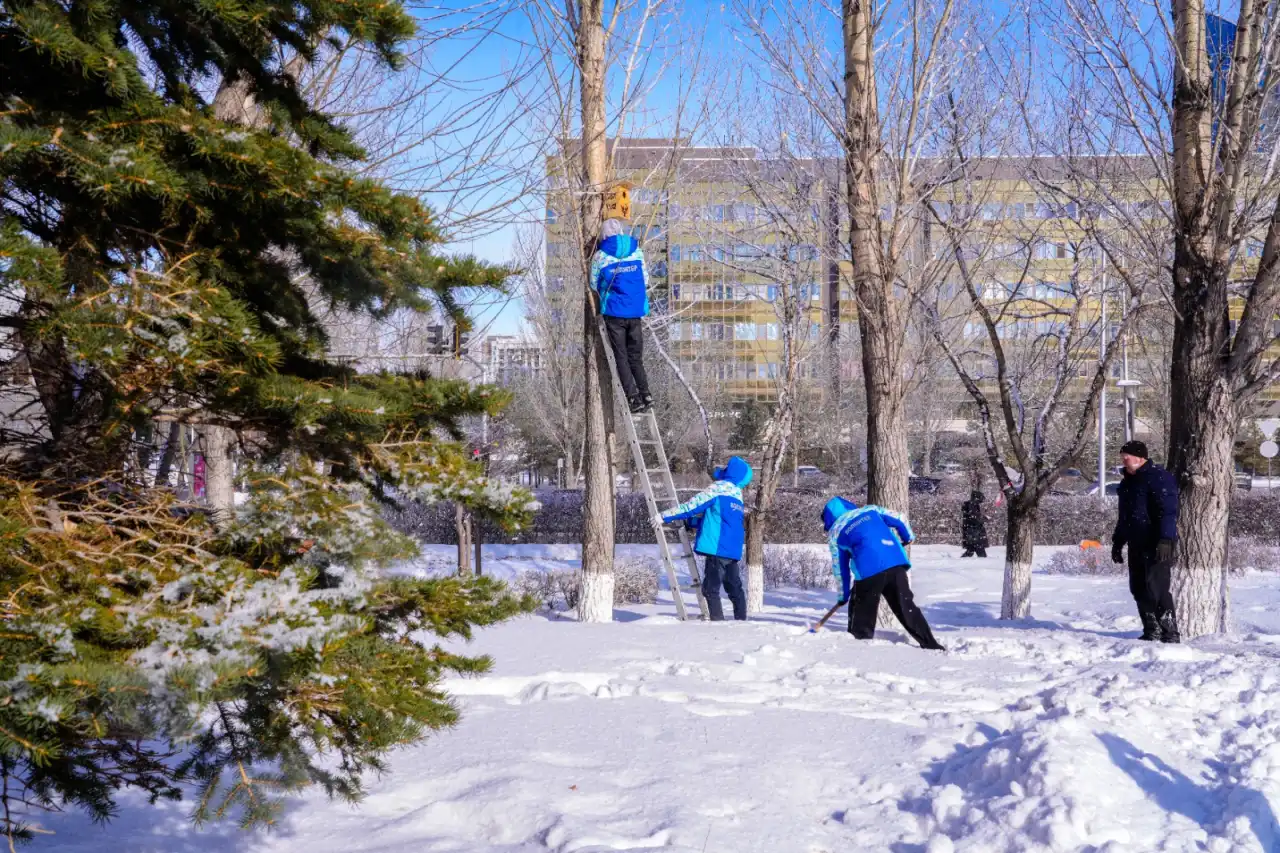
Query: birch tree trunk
575 0 615 622
842 0 910 517
1001 498 1038 619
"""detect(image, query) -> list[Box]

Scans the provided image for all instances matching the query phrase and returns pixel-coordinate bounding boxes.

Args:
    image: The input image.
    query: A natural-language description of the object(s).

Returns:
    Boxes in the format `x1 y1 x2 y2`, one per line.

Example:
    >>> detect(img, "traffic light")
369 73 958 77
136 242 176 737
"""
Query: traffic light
427 325 445 354
451 326 471 358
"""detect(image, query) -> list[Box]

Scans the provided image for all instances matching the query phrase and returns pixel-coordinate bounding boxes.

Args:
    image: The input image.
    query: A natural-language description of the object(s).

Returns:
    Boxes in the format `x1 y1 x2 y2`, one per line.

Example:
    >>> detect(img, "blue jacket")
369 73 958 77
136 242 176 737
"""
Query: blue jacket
662 457 752 560
1113 460 1178 551
590 235 649 318
823 497 914 600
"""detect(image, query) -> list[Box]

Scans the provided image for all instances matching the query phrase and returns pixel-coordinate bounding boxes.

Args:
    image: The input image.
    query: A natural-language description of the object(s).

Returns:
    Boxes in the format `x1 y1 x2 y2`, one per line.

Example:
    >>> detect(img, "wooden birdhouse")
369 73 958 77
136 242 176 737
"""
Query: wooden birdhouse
603 181 633 222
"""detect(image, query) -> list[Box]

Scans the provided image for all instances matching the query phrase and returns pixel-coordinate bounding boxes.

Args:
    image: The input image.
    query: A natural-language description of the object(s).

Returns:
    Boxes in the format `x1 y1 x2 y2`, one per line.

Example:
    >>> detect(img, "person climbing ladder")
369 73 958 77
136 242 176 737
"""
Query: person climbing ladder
590 219 652 413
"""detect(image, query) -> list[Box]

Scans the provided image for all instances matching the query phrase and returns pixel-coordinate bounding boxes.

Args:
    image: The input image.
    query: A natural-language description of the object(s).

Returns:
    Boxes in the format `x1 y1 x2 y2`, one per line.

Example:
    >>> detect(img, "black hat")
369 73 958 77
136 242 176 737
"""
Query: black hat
1119 440 1149 459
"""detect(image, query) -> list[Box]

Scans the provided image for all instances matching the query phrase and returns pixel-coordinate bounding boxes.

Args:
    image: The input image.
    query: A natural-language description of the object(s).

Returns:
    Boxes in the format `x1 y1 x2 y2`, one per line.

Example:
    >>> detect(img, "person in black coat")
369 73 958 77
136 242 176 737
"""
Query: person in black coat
1111 440 1180 643
960 490 989 558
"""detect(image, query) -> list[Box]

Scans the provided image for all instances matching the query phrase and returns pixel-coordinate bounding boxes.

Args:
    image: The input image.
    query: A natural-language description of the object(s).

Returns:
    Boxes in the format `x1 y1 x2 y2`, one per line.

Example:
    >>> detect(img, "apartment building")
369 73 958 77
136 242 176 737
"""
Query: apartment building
544 139 1280 414
481 335 545 387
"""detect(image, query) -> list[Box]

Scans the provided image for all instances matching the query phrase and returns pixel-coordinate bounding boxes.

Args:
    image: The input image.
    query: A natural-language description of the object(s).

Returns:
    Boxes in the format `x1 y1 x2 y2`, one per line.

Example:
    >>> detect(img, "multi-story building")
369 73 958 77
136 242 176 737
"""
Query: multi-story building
480 335 544 387
544 139 1280 418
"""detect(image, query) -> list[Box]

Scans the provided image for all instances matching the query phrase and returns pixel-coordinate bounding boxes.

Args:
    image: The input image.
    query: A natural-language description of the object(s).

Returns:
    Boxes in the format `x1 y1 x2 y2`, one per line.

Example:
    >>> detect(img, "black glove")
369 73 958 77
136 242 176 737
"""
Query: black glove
1156 539 1175 566
1111 543 1125 564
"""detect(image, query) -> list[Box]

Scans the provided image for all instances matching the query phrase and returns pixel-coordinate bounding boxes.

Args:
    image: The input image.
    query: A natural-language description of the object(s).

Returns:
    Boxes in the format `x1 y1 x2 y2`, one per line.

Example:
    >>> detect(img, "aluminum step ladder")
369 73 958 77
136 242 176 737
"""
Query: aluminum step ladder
596 316 707 621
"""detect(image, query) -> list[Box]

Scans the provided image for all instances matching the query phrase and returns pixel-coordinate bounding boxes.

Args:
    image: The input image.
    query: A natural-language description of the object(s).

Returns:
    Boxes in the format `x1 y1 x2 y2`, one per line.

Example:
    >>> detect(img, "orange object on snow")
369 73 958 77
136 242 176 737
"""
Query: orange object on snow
1080 539 1102 550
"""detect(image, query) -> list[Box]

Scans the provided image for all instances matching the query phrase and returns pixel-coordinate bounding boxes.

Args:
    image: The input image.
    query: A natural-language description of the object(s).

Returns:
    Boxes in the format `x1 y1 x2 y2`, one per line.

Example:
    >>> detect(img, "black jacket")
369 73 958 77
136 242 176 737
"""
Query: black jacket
1113 461 1179 552
961 494 989 549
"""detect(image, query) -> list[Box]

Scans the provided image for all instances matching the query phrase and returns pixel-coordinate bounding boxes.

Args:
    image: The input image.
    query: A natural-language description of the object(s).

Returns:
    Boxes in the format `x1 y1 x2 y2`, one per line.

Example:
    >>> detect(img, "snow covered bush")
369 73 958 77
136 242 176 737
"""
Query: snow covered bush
763 546 835 589
1041 547 1121 576
513 560 659 611
1228 537 1280 575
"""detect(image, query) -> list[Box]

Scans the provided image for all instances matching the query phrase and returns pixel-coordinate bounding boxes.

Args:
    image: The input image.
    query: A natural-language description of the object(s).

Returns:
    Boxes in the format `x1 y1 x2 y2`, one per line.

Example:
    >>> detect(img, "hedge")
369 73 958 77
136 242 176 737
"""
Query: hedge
385 488 1280 547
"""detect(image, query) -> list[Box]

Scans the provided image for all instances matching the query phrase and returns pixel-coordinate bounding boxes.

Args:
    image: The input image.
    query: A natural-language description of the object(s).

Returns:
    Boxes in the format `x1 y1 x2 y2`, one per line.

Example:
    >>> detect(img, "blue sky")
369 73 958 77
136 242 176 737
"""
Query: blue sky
409 0 738 338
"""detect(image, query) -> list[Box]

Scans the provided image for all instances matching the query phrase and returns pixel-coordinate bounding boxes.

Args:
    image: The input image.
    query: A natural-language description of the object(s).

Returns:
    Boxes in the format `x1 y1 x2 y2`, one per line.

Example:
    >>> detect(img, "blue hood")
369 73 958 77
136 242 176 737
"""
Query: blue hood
599 234 637 258
714 456 753 488
823 496 858 531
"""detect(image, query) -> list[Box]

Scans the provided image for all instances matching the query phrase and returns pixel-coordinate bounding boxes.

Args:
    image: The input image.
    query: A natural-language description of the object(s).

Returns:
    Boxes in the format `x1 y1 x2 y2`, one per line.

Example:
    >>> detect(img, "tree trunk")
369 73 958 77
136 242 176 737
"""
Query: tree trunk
1001 499 1038 619
842 0 910 518
1166 0 1235 639
575 0 615 622
1168 379 1236 636
743 414 789 614
455 503 474 576
200 425 236 527
862 335 910 512
155 421 183 486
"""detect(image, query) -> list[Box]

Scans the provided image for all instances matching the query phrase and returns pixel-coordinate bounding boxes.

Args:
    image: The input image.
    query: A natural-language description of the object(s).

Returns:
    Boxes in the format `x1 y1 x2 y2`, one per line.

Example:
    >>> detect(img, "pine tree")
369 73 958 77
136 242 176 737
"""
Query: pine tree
0 1 536 844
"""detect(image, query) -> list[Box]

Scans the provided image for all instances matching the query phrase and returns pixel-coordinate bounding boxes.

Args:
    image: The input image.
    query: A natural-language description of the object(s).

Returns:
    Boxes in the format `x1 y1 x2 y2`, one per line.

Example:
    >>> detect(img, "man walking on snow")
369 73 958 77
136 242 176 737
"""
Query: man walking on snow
657 457 752 621
822 497 944 650
1111 440 1180 643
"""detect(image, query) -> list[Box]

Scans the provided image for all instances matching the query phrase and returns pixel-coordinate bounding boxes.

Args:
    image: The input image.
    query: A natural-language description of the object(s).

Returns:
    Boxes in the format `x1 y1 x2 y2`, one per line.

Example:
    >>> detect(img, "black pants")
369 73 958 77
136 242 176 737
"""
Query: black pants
702 555 746 621
1128 546 1175 616
603 316 650 401
847 566 943 649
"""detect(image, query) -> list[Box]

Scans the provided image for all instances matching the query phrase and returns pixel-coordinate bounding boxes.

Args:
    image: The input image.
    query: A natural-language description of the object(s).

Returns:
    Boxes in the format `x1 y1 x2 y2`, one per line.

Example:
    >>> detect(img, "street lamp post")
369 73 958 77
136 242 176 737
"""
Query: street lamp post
1098 274 1108 505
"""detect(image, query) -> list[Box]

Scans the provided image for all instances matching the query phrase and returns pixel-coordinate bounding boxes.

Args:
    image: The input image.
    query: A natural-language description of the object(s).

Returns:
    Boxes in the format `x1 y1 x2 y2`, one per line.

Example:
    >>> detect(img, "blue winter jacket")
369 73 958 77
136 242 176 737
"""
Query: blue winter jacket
823 497 914 601
662 457 752 560
590 235 649 318
1113 460 1179 551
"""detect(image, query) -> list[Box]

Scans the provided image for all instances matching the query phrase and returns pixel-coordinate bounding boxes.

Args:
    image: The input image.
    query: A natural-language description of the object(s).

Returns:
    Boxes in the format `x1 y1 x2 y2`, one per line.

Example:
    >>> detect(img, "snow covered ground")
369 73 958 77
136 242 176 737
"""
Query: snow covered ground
38 546 1280 853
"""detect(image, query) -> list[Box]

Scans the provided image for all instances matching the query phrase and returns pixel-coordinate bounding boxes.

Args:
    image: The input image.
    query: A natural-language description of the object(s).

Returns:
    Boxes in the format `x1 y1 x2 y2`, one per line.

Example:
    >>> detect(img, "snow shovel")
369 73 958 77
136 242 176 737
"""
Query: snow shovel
809 600 845 633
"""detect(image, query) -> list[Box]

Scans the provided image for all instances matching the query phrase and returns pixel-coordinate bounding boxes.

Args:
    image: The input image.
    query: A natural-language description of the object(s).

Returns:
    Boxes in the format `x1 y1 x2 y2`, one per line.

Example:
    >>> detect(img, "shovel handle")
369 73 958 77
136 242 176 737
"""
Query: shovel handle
809 599 845 633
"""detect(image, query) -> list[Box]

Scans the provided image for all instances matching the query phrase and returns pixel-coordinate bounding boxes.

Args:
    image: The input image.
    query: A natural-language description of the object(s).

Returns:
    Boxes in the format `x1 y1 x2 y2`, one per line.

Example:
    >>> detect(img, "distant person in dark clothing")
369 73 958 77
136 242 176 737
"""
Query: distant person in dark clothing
960 490 989 558
1111 440 1181 643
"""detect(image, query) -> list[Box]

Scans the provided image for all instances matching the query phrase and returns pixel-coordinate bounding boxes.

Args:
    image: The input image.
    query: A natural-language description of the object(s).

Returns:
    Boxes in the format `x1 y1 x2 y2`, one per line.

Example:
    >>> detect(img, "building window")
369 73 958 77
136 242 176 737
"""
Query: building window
766 323 779 340
707 205 726 221
691 322 703 340
546 207 558 224
671 322 684 341
735 323 757 341
548 276 565 292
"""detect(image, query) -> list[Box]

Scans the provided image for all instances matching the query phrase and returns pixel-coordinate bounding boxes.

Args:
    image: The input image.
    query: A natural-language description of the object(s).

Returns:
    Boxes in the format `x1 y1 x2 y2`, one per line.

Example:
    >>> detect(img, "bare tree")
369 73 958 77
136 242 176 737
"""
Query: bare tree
735 0 993 525
1042 0 1280 636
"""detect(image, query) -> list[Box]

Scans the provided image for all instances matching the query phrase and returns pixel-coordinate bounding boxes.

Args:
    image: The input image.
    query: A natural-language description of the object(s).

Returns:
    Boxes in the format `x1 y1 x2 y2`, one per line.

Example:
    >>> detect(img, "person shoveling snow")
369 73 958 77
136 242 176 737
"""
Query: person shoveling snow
822 496 945 650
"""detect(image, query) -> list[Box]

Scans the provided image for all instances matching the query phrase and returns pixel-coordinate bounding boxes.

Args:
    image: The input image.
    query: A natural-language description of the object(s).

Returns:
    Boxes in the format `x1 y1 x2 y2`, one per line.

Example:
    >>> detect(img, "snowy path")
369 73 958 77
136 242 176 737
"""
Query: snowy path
37 548 1280 852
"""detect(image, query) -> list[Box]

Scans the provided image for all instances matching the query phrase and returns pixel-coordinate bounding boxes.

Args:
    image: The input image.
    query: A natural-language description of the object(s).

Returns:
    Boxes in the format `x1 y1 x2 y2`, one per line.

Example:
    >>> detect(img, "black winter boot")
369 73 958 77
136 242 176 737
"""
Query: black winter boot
1138 611 1161 642
1157 609 1180 644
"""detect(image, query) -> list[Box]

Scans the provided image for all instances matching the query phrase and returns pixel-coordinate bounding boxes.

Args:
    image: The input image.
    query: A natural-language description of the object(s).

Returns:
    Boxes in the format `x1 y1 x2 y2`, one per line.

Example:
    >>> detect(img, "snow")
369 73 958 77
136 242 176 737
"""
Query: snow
33 546 1280 852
